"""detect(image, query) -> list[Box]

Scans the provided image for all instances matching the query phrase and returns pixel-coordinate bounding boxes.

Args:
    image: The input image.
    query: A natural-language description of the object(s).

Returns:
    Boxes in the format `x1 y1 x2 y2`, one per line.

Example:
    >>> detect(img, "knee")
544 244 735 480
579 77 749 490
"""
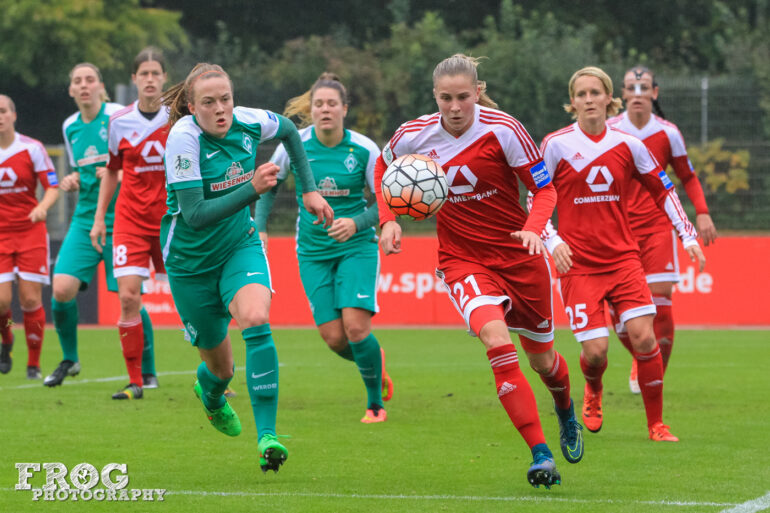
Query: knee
322 334 348 353
52 282 76 303
528 351 555 375
628 326 656 352
0 300 10 314
19 298 42 311
236 308 269 330
343 323 370 344
118 290 141 313
480 332 511 350
581 345 607 365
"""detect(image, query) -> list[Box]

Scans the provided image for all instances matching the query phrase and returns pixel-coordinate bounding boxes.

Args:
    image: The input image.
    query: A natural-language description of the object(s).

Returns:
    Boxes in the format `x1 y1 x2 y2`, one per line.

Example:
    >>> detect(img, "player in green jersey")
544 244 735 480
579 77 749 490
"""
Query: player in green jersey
44 63 155 388
256 73 393 423
161 63 333 473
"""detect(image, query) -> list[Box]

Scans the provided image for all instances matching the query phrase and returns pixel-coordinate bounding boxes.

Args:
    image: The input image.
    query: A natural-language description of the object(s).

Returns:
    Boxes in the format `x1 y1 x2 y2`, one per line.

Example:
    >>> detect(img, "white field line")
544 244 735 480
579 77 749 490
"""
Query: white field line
141 489 742 507
719 492 770 513
0 366 247 391
0 487 739 508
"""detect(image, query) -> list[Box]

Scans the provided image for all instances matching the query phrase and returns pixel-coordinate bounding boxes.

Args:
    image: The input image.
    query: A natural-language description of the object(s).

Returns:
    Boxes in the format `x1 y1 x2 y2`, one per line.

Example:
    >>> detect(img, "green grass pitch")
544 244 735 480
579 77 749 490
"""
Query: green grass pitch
0 327 768 512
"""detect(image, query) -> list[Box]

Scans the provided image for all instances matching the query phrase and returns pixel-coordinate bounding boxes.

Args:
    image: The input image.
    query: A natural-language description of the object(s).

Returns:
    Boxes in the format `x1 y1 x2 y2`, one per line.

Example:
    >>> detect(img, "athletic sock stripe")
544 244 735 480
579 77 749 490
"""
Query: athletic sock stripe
489 354 519 367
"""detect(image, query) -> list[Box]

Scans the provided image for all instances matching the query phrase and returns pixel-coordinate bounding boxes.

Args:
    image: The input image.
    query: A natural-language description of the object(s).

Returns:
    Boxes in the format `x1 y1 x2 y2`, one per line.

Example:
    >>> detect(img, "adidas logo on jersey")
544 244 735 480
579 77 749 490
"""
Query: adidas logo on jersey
427 149 440 160
665 262 674 270
571 152 584 160
537 319 550 329
498 381 517 397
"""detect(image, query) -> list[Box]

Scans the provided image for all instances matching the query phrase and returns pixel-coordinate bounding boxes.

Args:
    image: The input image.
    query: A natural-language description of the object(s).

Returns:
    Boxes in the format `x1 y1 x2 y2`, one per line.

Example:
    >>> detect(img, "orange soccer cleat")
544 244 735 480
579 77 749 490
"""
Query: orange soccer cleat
582 384 603 433
629 358 641 394
361 408 387 424
649 422 679 442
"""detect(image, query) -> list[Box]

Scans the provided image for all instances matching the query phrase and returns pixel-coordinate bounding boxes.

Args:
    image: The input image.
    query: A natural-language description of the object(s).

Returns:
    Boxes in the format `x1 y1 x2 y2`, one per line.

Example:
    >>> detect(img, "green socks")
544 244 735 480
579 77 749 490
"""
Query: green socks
140 306 156 375
244 324 279 438
52 299 79 362
350 333 384 409
196 362 231 410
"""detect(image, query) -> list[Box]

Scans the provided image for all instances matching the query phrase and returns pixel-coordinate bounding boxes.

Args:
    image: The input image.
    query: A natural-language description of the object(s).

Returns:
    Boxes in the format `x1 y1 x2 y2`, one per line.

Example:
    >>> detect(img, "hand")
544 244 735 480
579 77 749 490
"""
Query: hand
59 172 80 192
250 162 279 195
510 230 544 255
552 242 573 274
90 218 107 253
302 191 334 228
327 218 356 242
28 205 48 223
696 213 717 246
379 220 402 255
258 231 268 252
686 243 706 272
95 166 108 180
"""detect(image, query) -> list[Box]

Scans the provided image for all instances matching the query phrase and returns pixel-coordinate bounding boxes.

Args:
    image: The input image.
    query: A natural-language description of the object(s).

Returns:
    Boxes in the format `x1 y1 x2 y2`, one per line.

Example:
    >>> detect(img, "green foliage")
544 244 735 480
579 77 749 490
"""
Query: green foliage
686 139 750 194
0 0 187 87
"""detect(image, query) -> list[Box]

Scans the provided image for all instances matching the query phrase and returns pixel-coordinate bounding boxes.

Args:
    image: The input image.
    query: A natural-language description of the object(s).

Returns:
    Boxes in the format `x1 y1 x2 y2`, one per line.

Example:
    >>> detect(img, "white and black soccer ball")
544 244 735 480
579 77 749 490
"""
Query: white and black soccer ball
381 154 448 221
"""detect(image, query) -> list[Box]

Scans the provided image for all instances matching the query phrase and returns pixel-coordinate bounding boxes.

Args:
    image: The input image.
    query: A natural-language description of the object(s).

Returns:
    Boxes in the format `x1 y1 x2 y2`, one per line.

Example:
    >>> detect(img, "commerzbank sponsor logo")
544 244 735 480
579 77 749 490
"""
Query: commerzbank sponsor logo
14 462 166 502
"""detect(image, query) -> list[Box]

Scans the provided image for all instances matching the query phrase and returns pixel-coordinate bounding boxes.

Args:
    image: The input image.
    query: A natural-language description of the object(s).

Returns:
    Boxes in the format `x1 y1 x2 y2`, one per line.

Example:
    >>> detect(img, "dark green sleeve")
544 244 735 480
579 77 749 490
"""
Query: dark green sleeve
351 201 379 233
275 114 317 193
176 185 259 230
253 177 286 232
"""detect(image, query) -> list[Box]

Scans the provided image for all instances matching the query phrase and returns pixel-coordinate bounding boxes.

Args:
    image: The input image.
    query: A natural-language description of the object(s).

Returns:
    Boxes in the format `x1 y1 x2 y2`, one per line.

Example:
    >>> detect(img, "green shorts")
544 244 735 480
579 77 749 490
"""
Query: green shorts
168 236 271 349
299 246 380 326
54 223 117 292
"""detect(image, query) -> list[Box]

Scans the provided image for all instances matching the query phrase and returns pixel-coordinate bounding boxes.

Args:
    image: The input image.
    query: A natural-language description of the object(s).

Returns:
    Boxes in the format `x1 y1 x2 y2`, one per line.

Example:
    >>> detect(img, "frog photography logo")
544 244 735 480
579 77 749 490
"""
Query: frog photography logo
15 462 166 502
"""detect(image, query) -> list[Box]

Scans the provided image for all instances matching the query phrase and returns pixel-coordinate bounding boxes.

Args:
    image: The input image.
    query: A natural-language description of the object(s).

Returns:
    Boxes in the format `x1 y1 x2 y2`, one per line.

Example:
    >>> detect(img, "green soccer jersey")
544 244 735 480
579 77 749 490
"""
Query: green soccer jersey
62 102 123 230
161 107 283 275
266 127 380 260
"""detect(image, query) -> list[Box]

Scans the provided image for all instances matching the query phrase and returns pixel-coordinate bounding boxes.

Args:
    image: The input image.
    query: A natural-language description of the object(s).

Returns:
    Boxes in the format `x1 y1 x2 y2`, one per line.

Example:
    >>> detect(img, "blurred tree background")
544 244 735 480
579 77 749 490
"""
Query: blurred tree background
1 0 767 231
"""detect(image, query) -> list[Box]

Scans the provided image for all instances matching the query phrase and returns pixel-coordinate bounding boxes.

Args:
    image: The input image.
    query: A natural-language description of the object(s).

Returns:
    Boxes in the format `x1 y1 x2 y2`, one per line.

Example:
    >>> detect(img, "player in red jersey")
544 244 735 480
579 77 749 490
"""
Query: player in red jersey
0 94 59 379
539 66 705 442
376 54 583 489
607 65 717 393
90 48 169 400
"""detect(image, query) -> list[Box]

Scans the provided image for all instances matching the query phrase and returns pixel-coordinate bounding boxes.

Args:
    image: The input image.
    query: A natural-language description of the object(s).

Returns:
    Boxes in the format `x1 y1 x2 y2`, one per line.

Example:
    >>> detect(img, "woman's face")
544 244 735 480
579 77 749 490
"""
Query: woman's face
133 60 167 103
434 74 480 137
311 87 347 134
69 66 104 110
571 75 612 124
622 71 658 117
188 75 233 138
0 96 17 136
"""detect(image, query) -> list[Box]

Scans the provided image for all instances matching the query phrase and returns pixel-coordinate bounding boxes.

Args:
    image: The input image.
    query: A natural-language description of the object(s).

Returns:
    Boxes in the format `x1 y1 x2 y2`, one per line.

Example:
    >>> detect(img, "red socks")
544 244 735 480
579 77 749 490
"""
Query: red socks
652 298 674 372
118 318 144 386
580 352 607 394
635 346 665 427
538 351 571 410
22 306 45 368
487 344 545 449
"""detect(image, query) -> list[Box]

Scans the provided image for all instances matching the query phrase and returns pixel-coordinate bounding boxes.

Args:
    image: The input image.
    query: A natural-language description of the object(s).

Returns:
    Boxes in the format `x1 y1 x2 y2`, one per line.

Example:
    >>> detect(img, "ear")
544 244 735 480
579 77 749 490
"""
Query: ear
131 73 138 86
651 85 659 101
187 101 195 115
342 103 348 118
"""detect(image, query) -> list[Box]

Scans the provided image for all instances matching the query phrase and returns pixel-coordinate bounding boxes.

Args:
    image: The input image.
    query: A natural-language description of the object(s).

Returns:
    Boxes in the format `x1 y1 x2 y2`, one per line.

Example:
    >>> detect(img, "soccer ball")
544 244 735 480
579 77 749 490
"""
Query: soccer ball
381 154 448 221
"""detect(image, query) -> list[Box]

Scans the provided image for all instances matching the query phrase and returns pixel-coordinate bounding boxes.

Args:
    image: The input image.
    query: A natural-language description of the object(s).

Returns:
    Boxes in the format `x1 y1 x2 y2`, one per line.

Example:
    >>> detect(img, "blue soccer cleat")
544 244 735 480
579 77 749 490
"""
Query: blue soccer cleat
555 399 584 463
527 444 561 489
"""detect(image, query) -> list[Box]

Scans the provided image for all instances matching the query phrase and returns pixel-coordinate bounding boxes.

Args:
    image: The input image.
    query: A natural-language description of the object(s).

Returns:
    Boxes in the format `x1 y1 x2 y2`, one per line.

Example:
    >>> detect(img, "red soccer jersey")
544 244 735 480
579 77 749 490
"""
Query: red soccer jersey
374 104 556 268
540 122 697 275
0 133 58 232
107 102 169 236
608 112 709 236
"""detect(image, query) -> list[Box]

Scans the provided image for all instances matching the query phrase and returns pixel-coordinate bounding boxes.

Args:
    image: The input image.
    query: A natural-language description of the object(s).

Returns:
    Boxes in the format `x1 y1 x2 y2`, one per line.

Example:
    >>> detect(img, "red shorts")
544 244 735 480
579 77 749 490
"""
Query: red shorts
0 224 50 284
636 229 679 284
558 263 655 342
436 256 554 344
112 231 166 280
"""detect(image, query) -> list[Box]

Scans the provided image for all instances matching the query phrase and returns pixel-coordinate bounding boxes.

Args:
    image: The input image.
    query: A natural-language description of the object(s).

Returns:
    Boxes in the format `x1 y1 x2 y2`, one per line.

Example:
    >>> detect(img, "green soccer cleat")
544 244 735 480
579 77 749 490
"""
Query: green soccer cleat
0 339 13 374
555 399 584 463
258 434 288 473
193 381 241 437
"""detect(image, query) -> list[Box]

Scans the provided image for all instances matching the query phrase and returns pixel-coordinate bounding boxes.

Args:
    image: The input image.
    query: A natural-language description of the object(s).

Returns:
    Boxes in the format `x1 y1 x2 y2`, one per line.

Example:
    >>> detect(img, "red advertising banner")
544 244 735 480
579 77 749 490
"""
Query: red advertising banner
98 236 770 328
